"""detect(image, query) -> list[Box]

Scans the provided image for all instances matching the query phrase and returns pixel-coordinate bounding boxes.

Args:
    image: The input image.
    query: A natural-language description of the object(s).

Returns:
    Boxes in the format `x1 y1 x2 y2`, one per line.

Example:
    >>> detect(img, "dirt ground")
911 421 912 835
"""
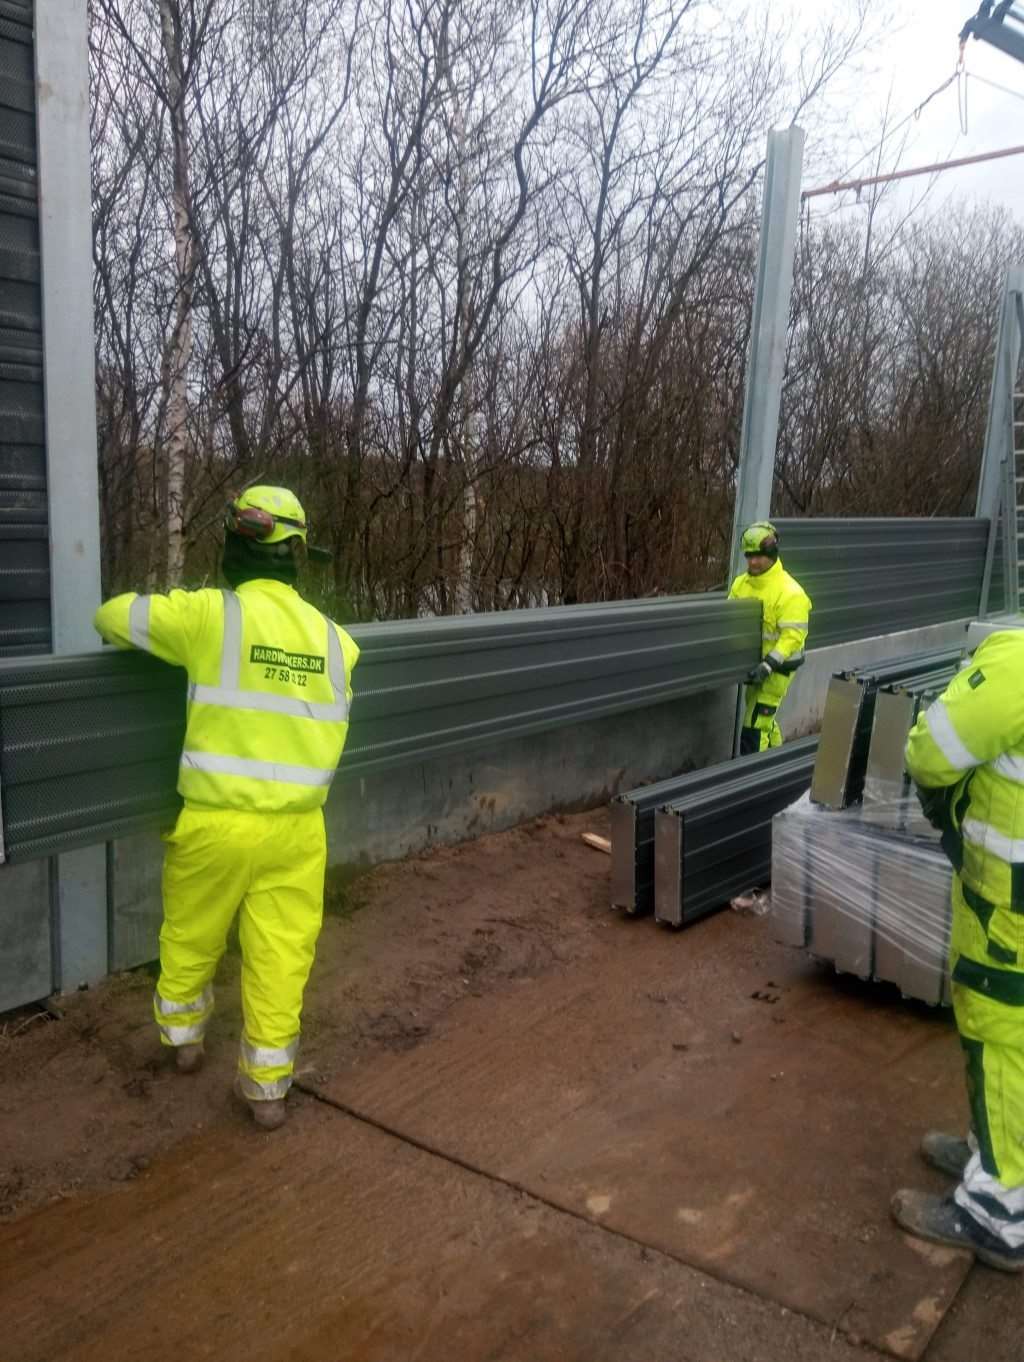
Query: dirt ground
0 812 603 1221
0 810 1020 1361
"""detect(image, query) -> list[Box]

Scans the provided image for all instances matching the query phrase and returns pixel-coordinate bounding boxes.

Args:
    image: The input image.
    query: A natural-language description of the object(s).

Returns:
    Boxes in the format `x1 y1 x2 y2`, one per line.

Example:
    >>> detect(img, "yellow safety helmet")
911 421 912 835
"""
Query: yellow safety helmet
740 521 779 559
226 485 307 545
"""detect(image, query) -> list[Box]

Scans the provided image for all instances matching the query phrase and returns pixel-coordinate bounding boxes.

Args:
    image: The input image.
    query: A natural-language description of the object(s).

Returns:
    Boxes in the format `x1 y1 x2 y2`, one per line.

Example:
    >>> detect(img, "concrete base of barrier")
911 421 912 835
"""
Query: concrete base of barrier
325 687 738 867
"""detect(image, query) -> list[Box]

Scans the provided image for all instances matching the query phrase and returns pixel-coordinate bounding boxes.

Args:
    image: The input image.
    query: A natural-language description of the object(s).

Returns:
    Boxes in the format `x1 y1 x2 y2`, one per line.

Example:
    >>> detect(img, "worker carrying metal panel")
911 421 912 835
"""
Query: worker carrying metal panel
93 485 360 1132
728 522 811 754
895 628 1024 1270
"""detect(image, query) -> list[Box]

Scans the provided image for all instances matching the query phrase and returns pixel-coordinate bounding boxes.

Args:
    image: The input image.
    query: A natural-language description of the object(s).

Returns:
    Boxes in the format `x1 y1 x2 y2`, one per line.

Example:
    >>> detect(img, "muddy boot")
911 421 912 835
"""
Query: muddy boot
920 1131 971 1179
174 1042 205 1074
891 1189 1024 1273
249 1099 286 1131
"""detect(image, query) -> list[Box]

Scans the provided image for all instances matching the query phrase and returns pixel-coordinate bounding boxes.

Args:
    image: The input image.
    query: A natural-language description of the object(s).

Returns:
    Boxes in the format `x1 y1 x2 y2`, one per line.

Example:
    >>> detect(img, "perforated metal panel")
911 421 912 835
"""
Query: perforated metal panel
0 0 47 658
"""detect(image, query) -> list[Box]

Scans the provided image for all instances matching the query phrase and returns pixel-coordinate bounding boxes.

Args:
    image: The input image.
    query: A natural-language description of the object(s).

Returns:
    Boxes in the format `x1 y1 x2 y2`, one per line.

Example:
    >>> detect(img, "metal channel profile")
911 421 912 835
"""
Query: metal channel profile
773 519 988 648
868 675 953 999
806 812 876 980
874 825 950 1007
778 652 959 1003
863 668 956 821
811 649 962 810
862 688 918 809
771 799 817 950
652 743 818 929
0 0 49 659
610 736 818 916
0 595 761 860
809 677 870 810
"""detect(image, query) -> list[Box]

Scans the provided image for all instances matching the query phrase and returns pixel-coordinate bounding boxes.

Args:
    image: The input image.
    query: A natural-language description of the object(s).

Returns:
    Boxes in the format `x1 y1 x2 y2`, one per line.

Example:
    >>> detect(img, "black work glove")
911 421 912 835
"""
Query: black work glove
914 783 949 832
746 660 773 685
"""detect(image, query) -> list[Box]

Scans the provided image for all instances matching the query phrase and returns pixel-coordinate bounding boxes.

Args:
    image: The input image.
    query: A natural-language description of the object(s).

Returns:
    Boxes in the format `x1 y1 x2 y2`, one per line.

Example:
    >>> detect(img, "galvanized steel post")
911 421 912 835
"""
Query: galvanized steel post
729 127 804 754
977 268 1024 617
728 127 805 579
35 0 108 990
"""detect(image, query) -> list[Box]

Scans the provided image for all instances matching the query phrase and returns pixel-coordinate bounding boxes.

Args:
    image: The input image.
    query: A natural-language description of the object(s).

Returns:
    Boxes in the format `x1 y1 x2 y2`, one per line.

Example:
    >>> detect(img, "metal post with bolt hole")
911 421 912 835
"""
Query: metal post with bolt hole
36 0 107 990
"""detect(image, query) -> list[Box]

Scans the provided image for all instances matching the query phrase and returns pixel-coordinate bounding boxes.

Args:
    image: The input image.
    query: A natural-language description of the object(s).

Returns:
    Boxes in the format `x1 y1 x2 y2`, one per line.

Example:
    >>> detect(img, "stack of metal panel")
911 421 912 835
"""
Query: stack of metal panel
774 654 961 1005
609 738 817 917
652 739 818 928
809 648 960 809
773 801 952 1005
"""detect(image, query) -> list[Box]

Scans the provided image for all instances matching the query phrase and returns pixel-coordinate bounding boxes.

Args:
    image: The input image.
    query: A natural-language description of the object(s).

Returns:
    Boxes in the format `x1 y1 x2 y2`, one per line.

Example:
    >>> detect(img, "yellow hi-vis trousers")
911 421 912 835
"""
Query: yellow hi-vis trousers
154 805 327 1101
740 686 784 755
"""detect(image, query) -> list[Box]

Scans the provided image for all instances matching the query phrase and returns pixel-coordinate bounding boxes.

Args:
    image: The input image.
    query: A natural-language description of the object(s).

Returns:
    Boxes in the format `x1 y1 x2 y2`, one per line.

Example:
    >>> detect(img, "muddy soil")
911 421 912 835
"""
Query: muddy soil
0 810 608 1220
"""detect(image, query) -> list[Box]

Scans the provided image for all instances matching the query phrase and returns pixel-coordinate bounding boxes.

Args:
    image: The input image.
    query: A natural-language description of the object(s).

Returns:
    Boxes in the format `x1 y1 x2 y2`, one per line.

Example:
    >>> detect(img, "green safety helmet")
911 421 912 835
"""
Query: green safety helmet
225 484 308 545
741 521 779 560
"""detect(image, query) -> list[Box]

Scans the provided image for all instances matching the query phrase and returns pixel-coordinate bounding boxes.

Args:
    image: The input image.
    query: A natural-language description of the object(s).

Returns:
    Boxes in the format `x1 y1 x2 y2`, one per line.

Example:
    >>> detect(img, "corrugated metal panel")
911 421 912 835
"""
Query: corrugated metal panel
343 596 759 777
652 742 819 929
0 0 48 657
810 651 960 810
774 519 986 649
0 595 762 860
0 650 186 861
609 736 819 917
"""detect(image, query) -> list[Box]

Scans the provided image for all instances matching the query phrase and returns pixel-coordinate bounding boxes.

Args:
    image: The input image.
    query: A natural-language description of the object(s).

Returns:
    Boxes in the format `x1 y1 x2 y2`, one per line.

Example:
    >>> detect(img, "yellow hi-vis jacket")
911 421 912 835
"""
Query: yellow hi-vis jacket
906 630 1024 959
94 579 360 814
728 558 811 706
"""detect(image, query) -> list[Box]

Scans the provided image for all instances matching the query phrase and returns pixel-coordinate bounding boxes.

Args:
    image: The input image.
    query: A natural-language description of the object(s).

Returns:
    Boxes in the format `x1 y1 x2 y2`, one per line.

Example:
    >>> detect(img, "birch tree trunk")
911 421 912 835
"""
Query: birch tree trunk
158 0 195 585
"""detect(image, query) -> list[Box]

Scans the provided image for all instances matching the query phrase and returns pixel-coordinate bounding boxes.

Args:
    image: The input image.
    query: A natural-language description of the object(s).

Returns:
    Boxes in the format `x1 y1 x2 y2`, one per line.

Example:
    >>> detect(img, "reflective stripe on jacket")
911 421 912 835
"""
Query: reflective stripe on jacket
94 579 360 813
905 630 1024 917
728 557 811 706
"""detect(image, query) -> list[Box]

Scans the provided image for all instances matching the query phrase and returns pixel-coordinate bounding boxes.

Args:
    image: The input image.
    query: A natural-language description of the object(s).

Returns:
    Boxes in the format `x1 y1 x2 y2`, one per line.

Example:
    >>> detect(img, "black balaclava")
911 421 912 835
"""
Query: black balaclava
222 531 298 589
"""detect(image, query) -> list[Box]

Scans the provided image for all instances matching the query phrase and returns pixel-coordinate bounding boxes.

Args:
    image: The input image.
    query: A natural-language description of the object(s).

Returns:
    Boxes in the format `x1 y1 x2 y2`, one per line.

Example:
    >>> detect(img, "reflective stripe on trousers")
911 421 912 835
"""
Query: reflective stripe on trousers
153 984 214 1046
238 1032 300 1101
956 1149 1024 1250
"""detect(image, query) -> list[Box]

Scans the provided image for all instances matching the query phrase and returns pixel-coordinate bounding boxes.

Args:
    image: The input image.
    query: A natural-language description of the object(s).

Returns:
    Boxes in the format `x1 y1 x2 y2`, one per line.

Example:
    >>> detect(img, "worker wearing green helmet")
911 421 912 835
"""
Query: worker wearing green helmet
728 522 811 754
93 485 360 1131
895 630 1024 1272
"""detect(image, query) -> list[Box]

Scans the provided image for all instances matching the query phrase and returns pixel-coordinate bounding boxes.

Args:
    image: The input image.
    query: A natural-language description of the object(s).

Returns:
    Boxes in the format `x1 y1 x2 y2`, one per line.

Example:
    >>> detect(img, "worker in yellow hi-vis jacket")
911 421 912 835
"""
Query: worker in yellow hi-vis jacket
728 522 811 754
94 486 359 1131
896 629 1024 1272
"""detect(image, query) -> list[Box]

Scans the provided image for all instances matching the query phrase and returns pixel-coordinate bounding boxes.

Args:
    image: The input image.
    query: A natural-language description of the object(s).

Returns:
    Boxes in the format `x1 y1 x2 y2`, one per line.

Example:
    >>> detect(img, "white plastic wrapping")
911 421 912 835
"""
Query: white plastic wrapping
772 792 953 1006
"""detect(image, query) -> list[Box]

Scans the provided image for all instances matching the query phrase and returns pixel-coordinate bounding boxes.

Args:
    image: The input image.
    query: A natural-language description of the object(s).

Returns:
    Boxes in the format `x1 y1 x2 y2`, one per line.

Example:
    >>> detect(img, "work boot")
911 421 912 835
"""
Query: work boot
174 1042 204 1074
249 1099 287 1131
920 1131 971 1179
232 1077 287 1131
891 1189 1024 1273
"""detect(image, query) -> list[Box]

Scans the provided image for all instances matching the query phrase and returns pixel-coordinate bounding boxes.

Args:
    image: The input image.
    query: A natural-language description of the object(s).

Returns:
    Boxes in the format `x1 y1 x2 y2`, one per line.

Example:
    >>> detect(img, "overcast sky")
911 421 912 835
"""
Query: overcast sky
798 0 1024 228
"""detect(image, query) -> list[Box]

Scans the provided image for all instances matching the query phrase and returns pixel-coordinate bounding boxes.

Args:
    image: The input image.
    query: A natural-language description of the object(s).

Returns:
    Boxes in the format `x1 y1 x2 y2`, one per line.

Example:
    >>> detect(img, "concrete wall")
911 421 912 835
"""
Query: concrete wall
0 859 51 1013
326 685 738 866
